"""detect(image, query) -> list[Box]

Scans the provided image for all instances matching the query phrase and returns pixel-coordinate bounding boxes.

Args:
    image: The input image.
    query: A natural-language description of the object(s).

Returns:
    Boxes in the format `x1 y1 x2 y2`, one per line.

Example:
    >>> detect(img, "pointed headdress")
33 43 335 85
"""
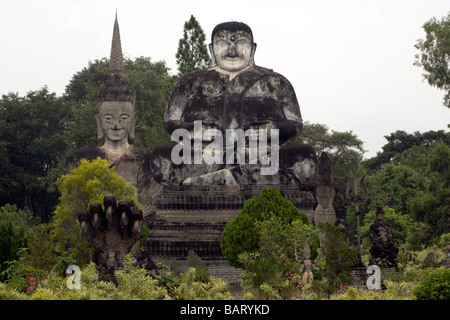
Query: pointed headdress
98 13 135 105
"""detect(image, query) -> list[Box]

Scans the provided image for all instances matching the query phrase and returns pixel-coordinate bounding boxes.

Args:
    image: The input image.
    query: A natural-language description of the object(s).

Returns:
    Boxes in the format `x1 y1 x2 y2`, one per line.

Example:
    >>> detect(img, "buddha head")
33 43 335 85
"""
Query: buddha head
95 14 136 151
95 74 136 147
209 21 257 72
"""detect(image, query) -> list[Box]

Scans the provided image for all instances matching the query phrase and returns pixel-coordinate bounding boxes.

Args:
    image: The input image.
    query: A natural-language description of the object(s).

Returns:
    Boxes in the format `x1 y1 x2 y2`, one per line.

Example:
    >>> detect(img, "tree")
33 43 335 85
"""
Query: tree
363 130 450 171
0 88 72 222
175 15 210 75
0 205 27 281
362 163 426 215
410 143 450 241
293 121 365 190
414 12 450 108
238 215 317 299
316 223 356 297
220 186 309 268
51 158 138 265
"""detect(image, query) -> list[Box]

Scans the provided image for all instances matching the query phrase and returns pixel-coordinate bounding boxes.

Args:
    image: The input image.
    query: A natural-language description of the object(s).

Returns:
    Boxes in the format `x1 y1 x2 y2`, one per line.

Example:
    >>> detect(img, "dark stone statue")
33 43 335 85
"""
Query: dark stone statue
150 21 316 186
78 196 143 276
369 207 399 268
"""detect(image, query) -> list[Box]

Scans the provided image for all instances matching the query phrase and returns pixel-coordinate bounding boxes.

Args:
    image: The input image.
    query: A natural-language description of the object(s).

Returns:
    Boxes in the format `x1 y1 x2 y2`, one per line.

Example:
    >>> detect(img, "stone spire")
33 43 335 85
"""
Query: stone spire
109 12 124 74
98 13 135 105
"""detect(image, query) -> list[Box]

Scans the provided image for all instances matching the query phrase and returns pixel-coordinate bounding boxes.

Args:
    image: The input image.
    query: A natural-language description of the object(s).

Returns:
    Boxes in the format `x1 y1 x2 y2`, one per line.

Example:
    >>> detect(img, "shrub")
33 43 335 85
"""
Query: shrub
317 223 356 297
174 267 232 300
413 267 450 300
0 282 26 300
113 254 167 300
221 186 309 268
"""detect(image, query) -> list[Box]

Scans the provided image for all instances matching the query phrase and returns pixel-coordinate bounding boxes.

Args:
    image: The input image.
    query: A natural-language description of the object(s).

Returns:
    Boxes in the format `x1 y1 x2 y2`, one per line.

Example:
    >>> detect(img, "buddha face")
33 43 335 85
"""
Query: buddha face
212 30 255 72
96 101 136 142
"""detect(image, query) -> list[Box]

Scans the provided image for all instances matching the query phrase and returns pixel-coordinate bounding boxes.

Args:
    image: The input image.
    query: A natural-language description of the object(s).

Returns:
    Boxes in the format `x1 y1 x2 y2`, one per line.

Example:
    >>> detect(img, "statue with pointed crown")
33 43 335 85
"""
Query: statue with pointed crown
65 14 162 217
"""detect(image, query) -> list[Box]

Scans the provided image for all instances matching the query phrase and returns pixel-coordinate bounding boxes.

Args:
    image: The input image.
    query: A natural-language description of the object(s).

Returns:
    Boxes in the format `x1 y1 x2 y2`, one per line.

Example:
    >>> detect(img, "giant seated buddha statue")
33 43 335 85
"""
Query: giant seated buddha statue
150 21 316 186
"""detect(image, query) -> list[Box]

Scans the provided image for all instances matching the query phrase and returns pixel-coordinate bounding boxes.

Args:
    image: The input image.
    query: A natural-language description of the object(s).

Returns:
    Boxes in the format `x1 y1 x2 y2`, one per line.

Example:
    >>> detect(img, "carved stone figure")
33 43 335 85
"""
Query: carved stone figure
369 207 399 268
335 207 349 245
314 152 336 225
298 243 318 285
65 15 162 217
78 197 143 276
150 21 316 186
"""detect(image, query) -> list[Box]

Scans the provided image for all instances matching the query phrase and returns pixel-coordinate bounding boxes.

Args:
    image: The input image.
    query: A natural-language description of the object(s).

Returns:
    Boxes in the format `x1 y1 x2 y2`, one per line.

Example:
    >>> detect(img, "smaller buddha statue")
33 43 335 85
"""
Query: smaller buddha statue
65 14 161 217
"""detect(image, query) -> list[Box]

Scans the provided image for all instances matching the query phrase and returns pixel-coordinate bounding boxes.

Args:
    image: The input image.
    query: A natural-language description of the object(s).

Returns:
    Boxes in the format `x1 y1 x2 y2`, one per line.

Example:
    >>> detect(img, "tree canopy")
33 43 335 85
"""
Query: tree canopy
414 11 450 108
175 15 210 75
0 88 71 222
220 187 309 268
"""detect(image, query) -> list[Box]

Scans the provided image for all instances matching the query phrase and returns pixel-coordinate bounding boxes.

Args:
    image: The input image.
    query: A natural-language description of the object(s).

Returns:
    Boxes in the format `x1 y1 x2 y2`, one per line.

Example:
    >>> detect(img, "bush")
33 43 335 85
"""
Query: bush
221 186 309 268
113 254 167 300
317 223 356 297
173 267 232 300
413 267 450 300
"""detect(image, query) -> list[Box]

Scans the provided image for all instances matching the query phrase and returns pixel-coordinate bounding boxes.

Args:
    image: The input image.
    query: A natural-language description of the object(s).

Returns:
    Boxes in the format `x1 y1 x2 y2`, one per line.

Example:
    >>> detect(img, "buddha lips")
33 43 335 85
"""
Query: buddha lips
170 121 280 175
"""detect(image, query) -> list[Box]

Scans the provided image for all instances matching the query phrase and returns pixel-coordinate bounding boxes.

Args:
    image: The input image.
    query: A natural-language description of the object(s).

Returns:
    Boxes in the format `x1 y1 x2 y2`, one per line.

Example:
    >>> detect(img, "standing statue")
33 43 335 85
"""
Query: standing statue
298 243 318 285
65 14 162 217
150 21 316 186
369 207 399 268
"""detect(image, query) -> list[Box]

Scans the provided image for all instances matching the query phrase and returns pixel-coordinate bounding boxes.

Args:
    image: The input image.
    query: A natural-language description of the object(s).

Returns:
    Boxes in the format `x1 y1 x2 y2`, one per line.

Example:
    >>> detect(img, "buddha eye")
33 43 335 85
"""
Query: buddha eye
120 114 130 121
104 115 113 121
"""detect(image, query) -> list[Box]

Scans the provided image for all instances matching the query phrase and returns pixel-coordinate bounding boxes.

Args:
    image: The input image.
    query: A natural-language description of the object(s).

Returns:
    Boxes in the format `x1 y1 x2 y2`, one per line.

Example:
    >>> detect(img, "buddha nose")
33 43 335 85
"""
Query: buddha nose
228 44 237 57
112 120 121 130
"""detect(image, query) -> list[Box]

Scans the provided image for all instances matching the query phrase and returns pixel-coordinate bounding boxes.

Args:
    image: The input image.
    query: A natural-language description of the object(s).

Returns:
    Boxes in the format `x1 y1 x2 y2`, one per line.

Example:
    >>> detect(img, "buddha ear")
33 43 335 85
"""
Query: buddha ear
94 113 104 139
129 112 137 139
250 43 257 65
208 43 216 67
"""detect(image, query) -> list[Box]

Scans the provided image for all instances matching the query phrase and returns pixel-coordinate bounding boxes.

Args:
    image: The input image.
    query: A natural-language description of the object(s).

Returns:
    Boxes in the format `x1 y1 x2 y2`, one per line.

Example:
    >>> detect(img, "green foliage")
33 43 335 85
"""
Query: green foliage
0 204 30 282
413 267 450 300
52 158 138 264
113 254 167 300
293 121 365 190
238 215 317 299
220 186 309 268
331 280 415 300
410 143 450 241
0 282 25 300
174 267 232 300
361 206 418 247
175 15 210 75
0 88 72 221
186 250 210 282
414 11 450 108
23 224 57 273
317 223 356 297
139 224 150 250
363 130 450 171
363 164 425 214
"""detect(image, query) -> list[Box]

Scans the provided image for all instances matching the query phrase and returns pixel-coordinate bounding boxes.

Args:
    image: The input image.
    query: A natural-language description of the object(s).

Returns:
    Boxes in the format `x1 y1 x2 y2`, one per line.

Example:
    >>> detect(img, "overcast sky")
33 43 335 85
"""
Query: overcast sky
1 0 449 158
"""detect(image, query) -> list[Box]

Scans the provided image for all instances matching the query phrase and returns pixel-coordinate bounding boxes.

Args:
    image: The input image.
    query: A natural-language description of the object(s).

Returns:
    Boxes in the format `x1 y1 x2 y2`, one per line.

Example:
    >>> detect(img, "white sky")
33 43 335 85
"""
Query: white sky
1 0 449 158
